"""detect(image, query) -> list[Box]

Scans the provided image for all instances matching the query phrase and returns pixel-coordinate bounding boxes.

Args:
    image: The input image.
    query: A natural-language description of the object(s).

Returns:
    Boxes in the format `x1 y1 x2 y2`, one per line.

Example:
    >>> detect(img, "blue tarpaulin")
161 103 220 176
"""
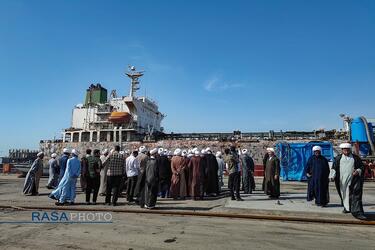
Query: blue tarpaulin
275 142 334 181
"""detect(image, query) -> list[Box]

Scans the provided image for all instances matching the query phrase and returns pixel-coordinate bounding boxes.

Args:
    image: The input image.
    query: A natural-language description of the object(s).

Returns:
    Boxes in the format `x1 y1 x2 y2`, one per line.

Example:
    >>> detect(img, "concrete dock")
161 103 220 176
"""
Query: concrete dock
1 175 375 249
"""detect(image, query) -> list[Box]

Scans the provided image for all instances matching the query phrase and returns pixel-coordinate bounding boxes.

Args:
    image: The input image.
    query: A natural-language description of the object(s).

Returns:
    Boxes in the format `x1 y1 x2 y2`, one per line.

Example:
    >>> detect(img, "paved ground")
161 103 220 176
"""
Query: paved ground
1 175 375 249
1 208 375 250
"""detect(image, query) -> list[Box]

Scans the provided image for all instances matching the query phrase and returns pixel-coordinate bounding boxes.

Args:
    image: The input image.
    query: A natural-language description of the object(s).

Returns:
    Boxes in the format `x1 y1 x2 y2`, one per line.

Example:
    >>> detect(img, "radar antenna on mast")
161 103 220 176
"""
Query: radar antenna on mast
125 65 144 97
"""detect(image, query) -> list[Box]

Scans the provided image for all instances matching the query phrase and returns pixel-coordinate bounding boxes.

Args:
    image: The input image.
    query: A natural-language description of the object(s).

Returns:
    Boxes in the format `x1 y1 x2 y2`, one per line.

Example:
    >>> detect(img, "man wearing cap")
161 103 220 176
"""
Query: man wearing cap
23 152 44 195
59 148 70 184
99 149 109 196
305 146 330 207
140 148 159 209
47 153 59 189
264 147 280 199
106 146 126 206
331 143 366 219
158 148 172 198
50 149 81 205
240 149 255 194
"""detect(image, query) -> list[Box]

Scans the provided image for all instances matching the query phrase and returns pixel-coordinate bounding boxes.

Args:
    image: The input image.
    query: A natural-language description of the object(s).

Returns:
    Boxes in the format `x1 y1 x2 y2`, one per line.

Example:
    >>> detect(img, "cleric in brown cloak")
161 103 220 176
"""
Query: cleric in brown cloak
188 149 202 199
264 147 280 199
170 148 187 199
181 150 191 197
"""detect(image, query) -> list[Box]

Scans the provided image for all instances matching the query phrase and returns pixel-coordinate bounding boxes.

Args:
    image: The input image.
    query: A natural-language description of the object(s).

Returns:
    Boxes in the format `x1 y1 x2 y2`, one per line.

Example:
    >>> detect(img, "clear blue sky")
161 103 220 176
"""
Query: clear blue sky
0 0 374 155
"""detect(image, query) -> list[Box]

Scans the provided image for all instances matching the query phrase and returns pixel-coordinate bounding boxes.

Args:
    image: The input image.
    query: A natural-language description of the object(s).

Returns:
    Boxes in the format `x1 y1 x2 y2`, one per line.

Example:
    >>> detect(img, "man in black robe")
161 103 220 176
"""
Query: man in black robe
157 148 172 198
80 149 91 192
203 148 219 196
264 148 280 199
141 148 160 209
240 149 255 194
331 143 366 220
262 152 269 191
199 150 208 199
305 146 330 207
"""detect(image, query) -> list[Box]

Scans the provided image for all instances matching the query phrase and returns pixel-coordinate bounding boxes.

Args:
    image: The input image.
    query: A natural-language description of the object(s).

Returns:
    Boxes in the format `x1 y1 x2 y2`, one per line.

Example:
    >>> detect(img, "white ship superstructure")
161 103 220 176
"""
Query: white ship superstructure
63 66 164 143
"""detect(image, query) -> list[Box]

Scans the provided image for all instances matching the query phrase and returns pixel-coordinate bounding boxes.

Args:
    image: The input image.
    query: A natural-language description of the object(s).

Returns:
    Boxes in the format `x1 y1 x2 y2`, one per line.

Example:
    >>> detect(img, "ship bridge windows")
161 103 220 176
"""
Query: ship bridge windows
99 132 107 142
81 132 90 142
64 133 71 143
99 131 114 142
72 132 79 142
92 132 97 142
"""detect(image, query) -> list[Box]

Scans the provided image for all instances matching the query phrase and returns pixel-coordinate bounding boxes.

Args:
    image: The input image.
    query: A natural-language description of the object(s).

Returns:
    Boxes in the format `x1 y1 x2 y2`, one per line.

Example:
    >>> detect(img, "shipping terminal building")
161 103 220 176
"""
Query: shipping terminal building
63 66 164 143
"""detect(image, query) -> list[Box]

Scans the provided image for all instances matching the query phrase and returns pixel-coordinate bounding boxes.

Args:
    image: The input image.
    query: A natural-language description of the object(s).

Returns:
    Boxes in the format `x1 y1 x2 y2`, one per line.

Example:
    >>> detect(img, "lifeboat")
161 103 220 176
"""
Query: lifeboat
108 112 131 124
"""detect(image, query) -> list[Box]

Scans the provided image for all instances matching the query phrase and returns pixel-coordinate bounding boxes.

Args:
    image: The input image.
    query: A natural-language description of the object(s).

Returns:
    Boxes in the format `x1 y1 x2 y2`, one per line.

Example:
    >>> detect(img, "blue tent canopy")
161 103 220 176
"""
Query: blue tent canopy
275 141 334 181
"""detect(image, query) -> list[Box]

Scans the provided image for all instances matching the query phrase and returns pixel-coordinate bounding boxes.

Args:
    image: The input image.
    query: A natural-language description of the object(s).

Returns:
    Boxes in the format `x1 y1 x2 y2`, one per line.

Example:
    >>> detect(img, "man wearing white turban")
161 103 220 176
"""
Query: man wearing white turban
58 148 70 184
240 149 255 194
264 147 280 199
50 149 81 205
170 148 187 199
305 145 330 207
203 148 220 196
188 149 203 199
47 153 59 189
158 148 172 198
216 151 225 192
140 148 159 209
134 146 149 202
23 152 44 195
331 143 366 220
99 149 110 196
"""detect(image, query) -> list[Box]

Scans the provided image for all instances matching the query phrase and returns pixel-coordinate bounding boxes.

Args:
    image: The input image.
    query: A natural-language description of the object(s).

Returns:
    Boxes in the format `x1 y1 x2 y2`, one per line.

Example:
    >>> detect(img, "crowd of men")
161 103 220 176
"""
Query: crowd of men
22 145 258 208
22 142 366 219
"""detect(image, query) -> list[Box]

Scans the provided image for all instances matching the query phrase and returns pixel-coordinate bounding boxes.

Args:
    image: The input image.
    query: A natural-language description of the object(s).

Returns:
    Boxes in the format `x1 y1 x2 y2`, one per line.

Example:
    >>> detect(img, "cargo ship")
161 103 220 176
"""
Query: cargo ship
62 66 165 143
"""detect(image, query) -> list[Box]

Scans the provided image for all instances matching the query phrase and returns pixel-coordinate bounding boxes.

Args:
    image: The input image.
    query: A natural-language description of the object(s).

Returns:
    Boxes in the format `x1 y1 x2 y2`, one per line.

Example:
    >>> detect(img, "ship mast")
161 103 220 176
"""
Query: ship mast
125 66 144 97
